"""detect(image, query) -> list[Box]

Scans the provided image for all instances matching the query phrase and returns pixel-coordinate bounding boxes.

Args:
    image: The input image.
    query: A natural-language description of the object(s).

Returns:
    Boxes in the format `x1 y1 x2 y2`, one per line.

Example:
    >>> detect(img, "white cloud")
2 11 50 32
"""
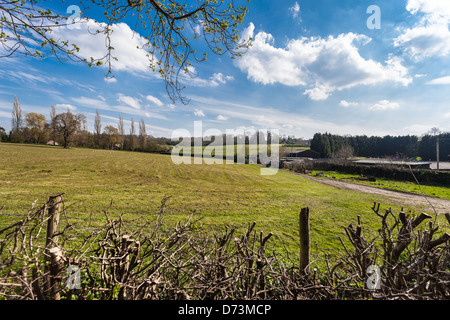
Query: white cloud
52 19 155 74
71 96 110 110
194 109 205 117
14 71 49 84
54 103 77 111
401 124 437 135
395 24 450 59
370 100 400 111
289 2 301 19
71 95 167 120
211 73 234 85
190 95 390 138
339 100 359 107
303 86 331 101
444 113 450 119
117 94 141 109
426 76 450 85
193 24 202 37
395 0 450 60
168 104 175 110
104 77 117 83
183 70 234 88
406 0 450 19
216 115 228 121
146 95 164 106
236 24 412 100
0 110 11 119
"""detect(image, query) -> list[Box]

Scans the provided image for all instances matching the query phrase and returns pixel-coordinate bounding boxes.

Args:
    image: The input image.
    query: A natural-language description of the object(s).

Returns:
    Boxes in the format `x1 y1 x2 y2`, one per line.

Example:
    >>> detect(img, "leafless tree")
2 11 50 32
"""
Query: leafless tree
11 95 22 133
130 117 136 151
94 110 102 146
139 118 147 151
118 115 125 150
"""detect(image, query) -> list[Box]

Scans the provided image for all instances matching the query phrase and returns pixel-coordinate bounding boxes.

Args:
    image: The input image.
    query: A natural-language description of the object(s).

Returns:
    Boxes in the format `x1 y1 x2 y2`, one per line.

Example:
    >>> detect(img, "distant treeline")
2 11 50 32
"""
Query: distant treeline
2 96 176 153
2 96 449 160
311 132 450 161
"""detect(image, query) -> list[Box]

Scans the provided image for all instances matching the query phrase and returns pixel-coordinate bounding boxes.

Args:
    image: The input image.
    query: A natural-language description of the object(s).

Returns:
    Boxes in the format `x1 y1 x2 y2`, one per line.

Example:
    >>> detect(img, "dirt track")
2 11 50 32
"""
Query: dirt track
285 171 450 213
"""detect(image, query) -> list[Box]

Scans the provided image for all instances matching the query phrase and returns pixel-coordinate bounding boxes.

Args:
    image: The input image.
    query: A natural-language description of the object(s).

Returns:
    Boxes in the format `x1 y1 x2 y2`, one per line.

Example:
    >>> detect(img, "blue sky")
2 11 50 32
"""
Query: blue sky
1 0 450 139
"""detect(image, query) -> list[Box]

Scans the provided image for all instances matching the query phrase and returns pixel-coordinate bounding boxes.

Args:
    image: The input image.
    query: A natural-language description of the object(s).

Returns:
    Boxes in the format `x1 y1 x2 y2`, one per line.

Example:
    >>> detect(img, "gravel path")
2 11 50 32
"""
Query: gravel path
285 171 450 213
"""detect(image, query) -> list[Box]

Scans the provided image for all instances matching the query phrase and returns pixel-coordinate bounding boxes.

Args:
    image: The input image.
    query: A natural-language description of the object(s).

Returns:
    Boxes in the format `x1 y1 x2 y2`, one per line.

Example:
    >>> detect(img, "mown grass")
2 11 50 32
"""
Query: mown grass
175 144 307 157
307 170 450 200
175 144 280 157
0 143 442 257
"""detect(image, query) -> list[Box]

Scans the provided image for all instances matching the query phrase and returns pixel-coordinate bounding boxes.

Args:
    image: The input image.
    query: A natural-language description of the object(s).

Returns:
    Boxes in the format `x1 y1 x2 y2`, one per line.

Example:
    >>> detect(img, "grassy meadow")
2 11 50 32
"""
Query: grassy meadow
0 143 442 257
307 170 450 200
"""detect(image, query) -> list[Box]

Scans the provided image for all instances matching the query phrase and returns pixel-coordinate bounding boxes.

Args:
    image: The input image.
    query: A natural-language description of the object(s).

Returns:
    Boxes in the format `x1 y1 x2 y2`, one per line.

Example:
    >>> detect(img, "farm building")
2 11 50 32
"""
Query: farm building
286 149 321 159
46 140 59 146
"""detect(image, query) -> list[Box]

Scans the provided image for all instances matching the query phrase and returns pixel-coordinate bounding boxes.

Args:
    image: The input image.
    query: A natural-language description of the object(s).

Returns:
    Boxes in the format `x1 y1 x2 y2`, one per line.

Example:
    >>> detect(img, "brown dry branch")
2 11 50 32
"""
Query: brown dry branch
0 196 449 300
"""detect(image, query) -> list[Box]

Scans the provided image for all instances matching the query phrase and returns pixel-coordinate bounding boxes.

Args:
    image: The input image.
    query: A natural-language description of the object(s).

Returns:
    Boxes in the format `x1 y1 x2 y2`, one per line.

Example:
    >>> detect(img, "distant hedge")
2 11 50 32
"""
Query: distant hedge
312 161 450 185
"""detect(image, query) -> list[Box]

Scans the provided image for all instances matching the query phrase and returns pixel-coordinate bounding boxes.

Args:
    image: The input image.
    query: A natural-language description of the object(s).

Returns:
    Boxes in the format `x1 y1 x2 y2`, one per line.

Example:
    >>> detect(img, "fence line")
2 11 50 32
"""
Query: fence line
1 195 449 300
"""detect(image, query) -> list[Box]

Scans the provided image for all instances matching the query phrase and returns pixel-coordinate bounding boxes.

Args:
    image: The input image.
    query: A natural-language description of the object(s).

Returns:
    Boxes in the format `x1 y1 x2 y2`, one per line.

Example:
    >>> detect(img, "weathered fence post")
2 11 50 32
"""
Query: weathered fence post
44 195 63 300
46 195 62 249
299 207 310 275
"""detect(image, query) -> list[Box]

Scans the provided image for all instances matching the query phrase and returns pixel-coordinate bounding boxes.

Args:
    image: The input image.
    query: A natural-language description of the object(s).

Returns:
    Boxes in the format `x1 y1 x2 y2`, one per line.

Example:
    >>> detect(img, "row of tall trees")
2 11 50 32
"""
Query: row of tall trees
311 132 450 161
5 96 169 152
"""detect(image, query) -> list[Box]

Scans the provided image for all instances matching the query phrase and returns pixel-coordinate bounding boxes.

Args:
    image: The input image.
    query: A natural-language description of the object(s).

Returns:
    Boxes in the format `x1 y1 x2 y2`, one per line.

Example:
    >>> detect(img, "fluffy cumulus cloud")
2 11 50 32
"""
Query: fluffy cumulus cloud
51 19 238 89
395 0 450 60
406 0 450 20
52 19 154 73
236 24 412 100
210 73 234 85
370 100 400 111
339 100 359 107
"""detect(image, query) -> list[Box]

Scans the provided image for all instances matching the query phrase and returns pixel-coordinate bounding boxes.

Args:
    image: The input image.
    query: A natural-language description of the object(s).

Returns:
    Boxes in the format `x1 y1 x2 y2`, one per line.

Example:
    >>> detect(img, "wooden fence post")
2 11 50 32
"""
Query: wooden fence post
46 195 62 249
299 207 310 275
44 195 63 300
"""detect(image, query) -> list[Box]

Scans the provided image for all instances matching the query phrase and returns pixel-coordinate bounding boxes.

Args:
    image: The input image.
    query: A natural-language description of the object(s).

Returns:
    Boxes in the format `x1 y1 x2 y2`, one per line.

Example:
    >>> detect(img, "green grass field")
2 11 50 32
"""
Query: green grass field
0 143 442 256
307 170 450 200
174 144 282 157
172 144 306 158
